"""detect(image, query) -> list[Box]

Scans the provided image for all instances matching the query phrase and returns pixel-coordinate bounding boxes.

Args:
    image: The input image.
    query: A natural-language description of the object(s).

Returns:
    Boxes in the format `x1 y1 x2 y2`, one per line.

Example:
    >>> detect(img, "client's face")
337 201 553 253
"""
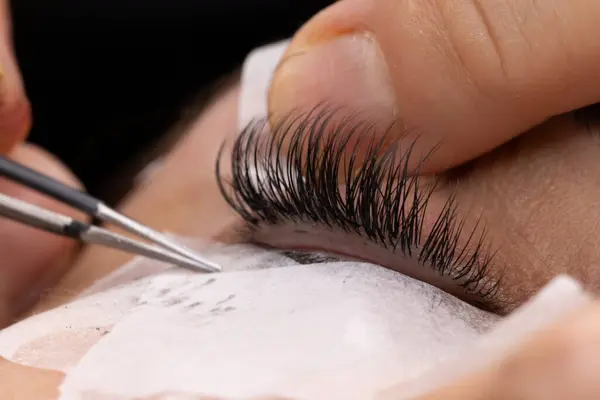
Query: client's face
5 77 597 400
32 84 600 317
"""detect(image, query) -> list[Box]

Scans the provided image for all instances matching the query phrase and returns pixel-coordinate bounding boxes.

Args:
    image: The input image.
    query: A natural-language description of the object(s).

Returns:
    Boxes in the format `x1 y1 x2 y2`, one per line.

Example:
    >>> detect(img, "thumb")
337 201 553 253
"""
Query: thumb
0 0 30 154
268 0 600 173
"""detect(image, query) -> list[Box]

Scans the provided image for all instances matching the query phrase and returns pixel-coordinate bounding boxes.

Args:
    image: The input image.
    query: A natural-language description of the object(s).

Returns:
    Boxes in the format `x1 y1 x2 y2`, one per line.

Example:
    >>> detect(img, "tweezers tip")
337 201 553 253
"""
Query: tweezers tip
95 205 223 273
178 252 221 273
177 252 221 273
203 261 222 273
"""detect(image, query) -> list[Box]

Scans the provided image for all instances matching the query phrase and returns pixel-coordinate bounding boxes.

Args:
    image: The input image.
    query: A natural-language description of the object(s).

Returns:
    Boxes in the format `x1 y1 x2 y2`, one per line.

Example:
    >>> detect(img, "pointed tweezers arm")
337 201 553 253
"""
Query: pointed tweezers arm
0 193 216 272
0 155 220 272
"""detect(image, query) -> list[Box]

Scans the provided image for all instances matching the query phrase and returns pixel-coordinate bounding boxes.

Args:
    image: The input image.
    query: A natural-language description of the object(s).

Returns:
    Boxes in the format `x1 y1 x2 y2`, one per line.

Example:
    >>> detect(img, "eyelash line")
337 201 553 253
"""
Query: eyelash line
215 108 499 302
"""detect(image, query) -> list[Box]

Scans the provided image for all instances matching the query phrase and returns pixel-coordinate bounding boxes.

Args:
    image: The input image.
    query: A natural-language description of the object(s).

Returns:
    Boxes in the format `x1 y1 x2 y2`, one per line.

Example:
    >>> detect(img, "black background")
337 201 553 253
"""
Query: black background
11 0 333 202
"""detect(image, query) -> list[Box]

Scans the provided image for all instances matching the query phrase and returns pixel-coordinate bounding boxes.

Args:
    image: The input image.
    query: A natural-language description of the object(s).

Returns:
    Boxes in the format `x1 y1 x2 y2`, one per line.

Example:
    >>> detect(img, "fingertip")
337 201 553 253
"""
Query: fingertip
266 0 460 175
267 0 392 122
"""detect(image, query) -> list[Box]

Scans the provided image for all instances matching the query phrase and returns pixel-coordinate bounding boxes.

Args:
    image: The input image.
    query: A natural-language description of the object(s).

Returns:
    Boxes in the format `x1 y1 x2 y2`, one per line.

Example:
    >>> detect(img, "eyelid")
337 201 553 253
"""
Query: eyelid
216 108 500 311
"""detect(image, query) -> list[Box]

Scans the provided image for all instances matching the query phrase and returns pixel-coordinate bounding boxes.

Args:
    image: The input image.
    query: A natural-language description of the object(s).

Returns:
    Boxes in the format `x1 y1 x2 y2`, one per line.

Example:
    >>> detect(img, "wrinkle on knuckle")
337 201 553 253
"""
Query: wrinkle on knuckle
425 0 540 101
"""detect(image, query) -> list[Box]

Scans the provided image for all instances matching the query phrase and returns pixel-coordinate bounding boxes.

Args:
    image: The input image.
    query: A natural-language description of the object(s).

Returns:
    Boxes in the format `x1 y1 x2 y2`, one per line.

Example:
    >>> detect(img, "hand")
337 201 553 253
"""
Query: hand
268 0 600 174
0 0 86 327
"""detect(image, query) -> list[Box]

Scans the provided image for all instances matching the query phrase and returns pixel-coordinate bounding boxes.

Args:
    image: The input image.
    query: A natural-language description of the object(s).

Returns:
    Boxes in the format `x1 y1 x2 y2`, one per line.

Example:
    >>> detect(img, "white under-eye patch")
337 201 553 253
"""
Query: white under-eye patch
54 252 587 400
238 40 290 131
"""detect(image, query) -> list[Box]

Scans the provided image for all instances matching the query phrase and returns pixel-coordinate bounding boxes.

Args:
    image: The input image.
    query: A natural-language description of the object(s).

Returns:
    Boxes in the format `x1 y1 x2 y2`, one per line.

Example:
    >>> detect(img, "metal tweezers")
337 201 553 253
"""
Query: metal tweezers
0 155 221 273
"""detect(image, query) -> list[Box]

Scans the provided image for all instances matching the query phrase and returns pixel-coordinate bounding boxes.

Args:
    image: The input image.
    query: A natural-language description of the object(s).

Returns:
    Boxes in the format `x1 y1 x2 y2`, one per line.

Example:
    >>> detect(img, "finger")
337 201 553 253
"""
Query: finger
490 300 600 399
415 300 600 399
268 0 600 173
0 0 31 154
0 356 64 400
0 143 87 327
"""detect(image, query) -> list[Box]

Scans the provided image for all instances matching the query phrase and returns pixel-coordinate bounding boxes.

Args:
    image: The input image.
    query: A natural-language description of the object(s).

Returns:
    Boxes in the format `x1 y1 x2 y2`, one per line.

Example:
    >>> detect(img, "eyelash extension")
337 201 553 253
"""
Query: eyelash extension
215 109 499 302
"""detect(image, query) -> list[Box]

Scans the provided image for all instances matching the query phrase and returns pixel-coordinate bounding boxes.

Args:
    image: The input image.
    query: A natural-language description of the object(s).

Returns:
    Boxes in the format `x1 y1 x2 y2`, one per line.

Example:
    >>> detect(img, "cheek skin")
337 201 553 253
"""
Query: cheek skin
449 115 600 309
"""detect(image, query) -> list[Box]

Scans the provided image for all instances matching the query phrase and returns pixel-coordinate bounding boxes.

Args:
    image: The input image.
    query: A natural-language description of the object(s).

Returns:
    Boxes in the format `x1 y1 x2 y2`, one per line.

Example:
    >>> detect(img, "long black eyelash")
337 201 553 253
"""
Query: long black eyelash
215 109 499 301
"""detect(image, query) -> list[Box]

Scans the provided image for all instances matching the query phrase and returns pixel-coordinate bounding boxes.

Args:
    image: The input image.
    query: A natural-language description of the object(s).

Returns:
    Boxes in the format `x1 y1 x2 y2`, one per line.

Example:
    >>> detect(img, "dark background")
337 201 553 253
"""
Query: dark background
10 0 333 203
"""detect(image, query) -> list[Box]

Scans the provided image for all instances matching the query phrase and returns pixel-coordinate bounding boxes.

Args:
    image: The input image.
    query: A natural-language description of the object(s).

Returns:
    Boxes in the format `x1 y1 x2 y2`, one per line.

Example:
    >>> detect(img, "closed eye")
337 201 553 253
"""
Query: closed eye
216 108 504 313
